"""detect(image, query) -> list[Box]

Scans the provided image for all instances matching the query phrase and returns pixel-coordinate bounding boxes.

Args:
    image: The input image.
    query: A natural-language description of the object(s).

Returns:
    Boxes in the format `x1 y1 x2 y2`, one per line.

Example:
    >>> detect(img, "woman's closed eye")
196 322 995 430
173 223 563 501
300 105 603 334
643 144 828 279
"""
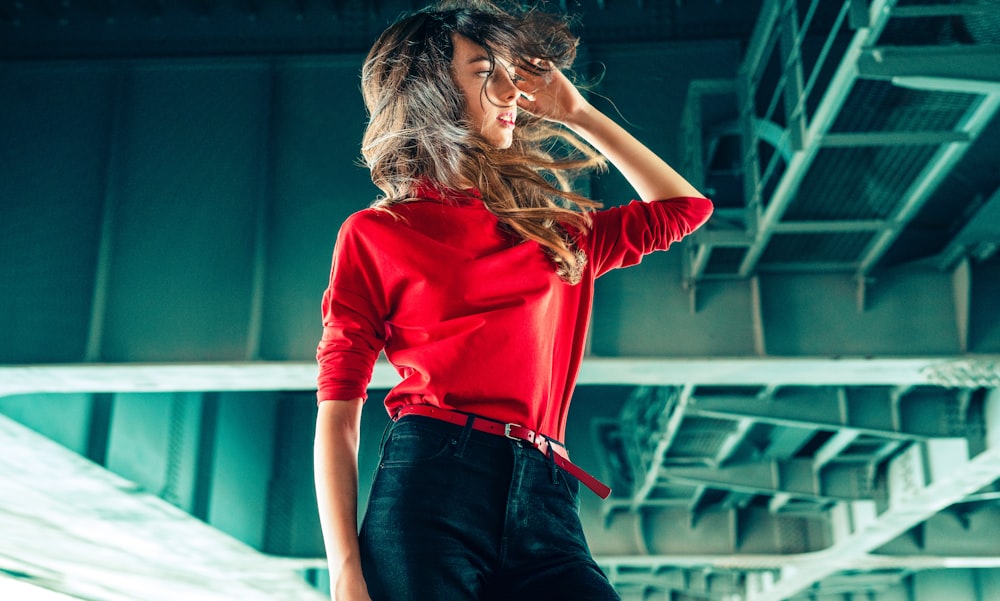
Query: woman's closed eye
477 68 523 84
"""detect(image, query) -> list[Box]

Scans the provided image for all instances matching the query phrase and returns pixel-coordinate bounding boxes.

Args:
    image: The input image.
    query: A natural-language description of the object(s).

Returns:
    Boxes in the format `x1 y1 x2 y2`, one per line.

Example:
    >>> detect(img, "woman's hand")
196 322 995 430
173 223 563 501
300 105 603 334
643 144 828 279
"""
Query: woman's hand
515 59 590 126
332 561 372 601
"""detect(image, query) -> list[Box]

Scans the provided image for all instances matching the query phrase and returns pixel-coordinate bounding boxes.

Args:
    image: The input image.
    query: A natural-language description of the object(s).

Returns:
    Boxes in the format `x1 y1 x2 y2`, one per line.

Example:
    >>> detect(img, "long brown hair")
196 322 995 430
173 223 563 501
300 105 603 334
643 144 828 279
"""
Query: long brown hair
360 0 606 283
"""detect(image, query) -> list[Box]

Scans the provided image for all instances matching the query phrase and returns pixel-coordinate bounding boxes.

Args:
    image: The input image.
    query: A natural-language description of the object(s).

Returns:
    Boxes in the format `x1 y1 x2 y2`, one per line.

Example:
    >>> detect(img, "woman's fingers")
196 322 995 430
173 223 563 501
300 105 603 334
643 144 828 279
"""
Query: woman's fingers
514 58 586 123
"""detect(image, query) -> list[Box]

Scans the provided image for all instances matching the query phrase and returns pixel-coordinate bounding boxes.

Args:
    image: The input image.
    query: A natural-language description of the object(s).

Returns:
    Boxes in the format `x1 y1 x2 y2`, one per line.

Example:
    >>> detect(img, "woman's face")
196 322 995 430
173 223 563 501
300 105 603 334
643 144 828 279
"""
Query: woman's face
450 34 522 149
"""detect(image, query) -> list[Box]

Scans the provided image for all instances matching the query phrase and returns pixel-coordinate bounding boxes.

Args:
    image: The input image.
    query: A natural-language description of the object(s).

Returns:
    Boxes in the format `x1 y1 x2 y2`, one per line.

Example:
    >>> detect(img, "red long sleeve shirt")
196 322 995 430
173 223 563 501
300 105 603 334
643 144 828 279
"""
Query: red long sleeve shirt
317 185 713 442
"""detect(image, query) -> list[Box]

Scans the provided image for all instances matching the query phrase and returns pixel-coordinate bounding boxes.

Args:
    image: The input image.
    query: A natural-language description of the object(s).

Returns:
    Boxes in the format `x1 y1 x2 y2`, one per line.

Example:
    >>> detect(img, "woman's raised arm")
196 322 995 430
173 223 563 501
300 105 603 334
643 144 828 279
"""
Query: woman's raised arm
516 62 706 202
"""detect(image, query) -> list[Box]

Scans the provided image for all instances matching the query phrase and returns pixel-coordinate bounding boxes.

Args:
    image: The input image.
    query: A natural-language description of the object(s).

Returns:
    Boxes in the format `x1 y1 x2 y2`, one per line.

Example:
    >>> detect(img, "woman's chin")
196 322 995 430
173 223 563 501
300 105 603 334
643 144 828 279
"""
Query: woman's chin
491 135 514 150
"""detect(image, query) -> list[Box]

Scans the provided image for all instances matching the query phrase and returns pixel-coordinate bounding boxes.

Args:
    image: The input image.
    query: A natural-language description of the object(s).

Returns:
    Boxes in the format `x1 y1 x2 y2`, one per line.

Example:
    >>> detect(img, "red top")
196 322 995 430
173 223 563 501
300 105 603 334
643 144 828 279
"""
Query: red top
316 185 713 442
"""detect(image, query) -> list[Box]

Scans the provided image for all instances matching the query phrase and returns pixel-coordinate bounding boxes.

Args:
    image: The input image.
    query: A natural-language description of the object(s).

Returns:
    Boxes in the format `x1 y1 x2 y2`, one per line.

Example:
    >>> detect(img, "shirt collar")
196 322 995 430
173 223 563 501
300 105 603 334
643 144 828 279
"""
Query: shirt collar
413 180 482 206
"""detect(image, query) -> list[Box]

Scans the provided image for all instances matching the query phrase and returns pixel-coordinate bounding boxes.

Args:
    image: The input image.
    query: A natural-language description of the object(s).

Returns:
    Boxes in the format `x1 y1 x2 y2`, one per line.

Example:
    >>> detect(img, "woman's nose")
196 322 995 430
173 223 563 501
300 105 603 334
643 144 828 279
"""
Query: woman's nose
491 70 520 100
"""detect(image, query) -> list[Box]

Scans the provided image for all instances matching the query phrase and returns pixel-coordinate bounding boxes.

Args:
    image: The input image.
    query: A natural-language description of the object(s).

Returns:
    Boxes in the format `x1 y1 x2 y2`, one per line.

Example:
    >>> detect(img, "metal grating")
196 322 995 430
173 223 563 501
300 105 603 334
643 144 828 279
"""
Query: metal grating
878 14 975 45
785 144 941 221
882 0 1000 45
760 231 875 265
668 416 736 460
705 246 748 275
963 3 1000 44
831 79 979 134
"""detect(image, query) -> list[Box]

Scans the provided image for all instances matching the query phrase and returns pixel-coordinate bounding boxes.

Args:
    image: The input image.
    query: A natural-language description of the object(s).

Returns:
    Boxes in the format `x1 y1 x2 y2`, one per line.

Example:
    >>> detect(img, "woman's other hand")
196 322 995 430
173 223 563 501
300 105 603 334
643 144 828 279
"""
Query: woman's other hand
332 563 372 601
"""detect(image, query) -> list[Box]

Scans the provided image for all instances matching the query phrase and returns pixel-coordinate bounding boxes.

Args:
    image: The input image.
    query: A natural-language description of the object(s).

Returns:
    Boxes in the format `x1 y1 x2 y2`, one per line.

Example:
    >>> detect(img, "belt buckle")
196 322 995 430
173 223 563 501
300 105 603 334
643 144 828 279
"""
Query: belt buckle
504 422 535 444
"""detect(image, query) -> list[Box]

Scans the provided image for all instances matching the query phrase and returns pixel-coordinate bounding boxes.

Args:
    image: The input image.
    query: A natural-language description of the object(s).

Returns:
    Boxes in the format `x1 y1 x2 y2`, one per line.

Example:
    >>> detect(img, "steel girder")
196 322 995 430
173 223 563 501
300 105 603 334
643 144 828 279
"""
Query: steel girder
682 0 1000 289
0 413 325 601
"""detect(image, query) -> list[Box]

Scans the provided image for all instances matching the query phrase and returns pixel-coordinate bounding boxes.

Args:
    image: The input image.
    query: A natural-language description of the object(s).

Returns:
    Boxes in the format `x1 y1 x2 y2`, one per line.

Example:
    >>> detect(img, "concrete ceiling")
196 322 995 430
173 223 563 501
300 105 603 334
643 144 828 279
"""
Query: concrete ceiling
2 0 1000 600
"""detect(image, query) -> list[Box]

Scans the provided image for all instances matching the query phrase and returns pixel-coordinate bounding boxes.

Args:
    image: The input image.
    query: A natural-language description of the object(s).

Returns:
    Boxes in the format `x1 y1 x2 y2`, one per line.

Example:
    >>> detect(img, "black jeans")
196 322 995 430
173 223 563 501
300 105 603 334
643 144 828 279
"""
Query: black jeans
359 414 620 601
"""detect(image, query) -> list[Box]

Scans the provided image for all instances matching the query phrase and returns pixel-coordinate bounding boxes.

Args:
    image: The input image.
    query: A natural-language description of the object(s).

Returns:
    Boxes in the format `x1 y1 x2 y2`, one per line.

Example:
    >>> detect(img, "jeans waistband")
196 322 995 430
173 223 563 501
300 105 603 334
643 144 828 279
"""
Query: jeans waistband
393 404 612 499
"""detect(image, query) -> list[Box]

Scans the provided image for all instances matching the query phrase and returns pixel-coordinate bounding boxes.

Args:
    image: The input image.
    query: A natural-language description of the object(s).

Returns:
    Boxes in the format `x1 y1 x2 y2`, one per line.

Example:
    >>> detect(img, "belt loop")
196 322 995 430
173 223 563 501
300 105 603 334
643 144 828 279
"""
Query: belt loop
378 411 398 458
453 413 475 458
546 439 558 484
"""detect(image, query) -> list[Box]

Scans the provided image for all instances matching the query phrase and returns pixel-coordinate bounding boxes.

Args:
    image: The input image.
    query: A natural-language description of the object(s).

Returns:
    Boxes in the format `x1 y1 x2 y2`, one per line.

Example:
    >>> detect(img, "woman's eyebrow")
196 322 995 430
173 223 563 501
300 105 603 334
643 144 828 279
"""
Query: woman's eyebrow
467 53 516 68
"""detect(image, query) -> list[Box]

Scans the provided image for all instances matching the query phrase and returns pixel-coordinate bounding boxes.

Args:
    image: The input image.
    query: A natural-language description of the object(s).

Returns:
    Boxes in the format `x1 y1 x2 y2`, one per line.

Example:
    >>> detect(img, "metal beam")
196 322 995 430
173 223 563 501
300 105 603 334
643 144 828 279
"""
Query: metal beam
595 553 1000 572
600 558 1000 599
921 358 1000 388
813 428 861 469
742 0 782 87
662 458 875 502
857 45 1000 87
893 76 1000 95
744 388 1000 601
778 0 807 152
771 220 885 233
765 426 817 460
680 78 737 191
936 185 1000 270
687 387 969 440
891 4 1000 18
4 356 1000 396
819 131 971 146
713 417 755 467
955 259 971 353
858 42 1000 96
0 414 326 601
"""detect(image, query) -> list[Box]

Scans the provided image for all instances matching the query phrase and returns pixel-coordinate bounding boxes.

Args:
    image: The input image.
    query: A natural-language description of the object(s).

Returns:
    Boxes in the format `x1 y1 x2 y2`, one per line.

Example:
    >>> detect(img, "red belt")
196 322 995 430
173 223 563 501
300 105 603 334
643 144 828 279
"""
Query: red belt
394 404 611 499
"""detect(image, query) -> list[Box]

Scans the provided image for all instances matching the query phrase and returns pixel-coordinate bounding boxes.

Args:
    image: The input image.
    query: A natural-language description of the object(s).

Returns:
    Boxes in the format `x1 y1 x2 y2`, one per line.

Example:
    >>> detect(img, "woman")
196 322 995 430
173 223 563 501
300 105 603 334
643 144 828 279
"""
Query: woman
314 2 713 600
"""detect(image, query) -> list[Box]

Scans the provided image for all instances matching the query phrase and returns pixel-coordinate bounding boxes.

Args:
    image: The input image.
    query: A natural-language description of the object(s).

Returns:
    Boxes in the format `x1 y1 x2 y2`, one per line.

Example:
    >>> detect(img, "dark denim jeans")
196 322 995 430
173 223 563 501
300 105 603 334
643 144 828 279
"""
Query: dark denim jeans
359 414 620 601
